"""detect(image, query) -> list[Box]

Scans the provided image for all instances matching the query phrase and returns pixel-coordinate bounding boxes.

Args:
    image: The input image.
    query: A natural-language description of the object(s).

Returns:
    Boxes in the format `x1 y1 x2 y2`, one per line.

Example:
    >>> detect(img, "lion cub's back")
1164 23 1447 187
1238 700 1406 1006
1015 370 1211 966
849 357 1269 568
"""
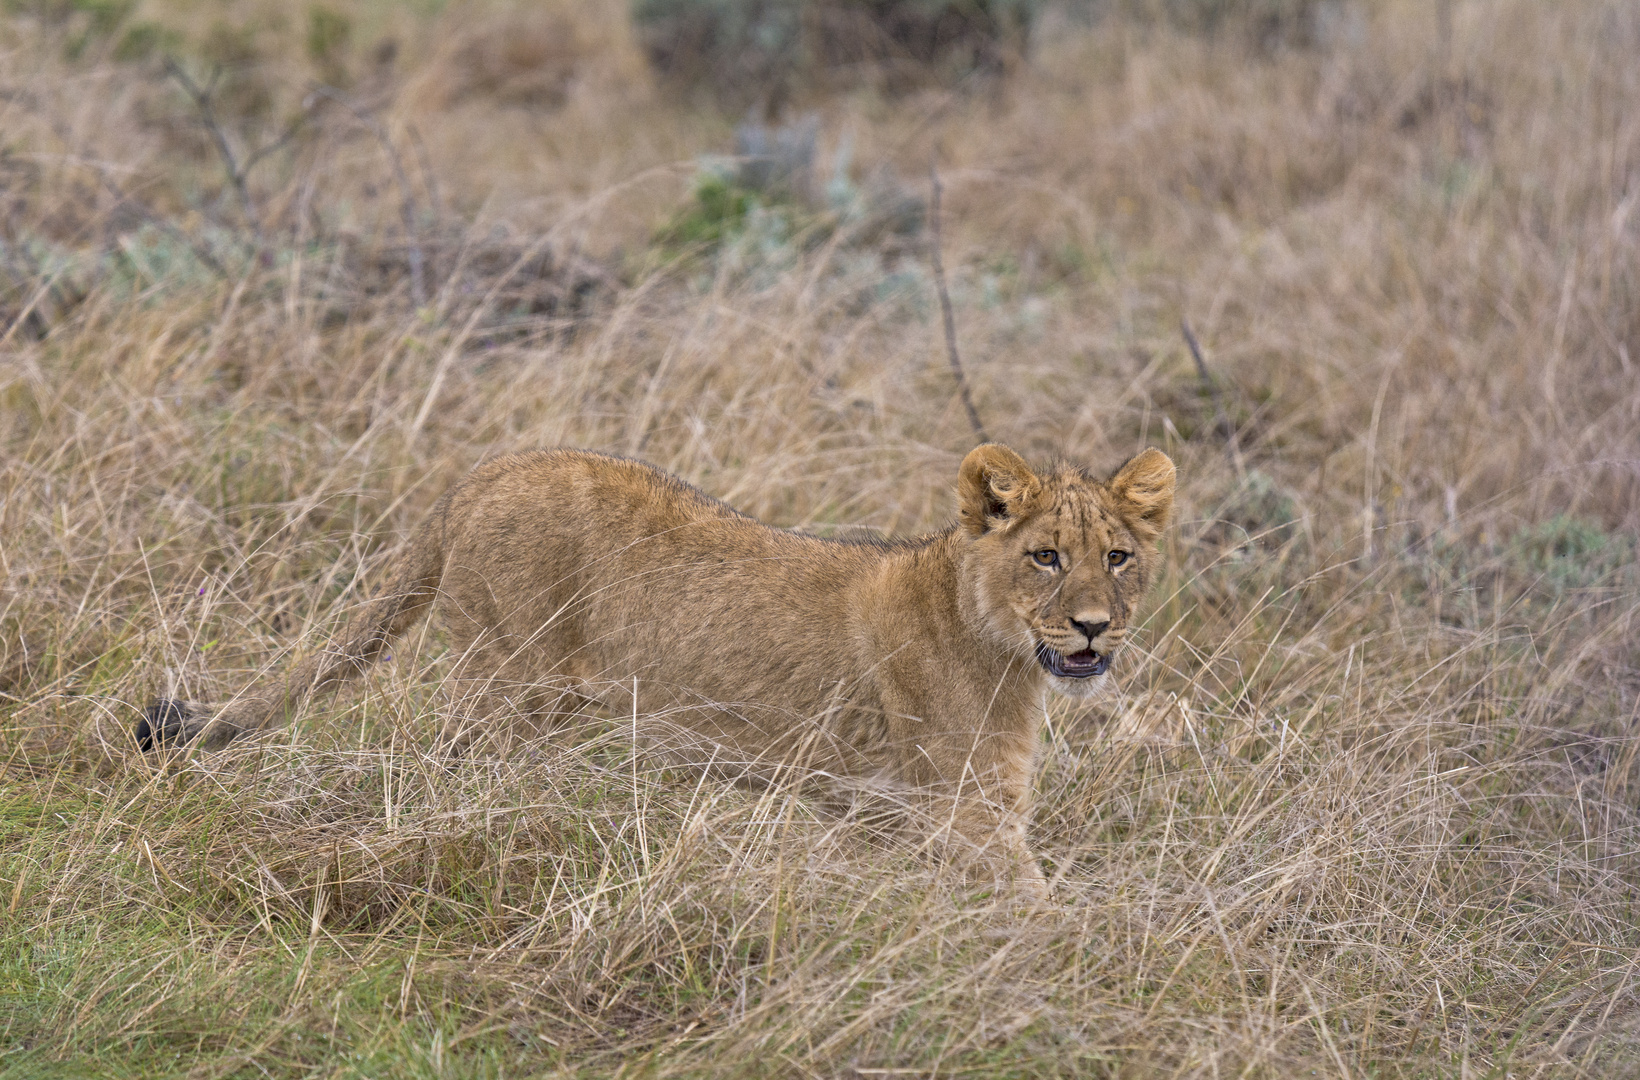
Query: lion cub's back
436 447 866 645
440 446 751 581
435 450 902 714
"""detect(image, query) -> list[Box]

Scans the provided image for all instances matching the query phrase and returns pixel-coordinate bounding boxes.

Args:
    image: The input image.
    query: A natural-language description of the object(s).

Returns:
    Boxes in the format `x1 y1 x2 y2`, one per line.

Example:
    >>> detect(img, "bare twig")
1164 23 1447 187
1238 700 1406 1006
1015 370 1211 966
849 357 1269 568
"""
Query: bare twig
309 86 427 307
0 264 72 349
165 61 322 250
928 159 989 444
1436 0 1454 77
165 59 262 242
1435 0 1455 153
242 105 322 179
1182 318 1245 477
405 123 443 223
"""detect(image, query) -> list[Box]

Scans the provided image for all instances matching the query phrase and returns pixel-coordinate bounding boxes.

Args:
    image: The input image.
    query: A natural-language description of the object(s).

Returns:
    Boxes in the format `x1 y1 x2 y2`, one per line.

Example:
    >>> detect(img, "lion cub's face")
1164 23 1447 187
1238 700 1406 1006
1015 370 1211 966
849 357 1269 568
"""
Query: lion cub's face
956 444 1176 697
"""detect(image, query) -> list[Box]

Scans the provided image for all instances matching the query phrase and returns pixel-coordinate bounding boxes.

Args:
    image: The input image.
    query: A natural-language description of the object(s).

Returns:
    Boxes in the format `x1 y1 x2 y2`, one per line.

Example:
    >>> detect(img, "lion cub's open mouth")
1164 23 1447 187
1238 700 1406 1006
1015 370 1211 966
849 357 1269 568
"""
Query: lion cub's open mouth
1035 643 1110 679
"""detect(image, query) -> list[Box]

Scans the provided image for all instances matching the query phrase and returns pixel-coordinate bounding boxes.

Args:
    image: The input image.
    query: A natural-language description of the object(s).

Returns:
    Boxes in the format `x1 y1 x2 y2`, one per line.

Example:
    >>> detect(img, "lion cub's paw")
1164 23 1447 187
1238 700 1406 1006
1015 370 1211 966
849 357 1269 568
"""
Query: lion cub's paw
954 850 1055 906
1013 868 1053 904
999 861 1054 905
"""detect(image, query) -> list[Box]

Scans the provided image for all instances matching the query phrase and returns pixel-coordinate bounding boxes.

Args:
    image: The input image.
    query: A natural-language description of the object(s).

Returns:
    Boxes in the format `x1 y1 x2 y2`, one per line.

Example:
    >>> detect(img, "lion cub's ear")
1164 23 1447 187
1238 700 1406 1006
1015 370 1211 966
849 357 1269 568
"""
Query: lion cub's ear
958 444 1044 536
1110 448 1176 542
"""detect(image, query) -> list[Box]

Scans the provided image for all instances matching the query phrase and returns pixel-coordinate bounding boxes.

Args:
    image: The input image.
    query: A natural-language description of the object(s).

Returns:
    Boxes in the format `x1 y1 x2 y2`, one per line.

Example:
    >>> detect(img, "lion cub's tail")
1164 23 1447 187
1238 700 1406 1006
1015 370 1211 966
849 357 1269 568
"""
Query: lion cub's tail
138 496 451 752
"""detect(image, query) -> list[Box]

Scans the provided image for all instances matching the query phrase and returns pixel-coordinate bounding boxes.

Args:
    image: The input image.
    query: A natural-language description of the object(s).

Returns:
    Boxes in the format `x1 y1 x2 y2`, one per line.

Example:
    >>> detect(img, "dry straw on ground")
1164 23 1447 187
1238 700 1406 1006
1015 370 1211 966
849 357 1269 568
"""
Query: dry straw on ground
2 0 1638 1075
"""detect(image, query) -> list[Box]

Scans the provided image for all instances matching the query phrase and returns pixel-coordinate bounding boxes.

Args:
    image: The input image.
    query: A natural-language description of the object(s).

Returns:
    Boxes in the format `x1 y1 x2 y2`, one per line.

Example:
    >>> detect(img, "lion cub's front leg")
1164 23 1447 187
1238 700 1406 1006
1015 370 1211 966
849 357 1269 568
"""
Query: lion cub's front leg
881 688 1048 896
934 764 1049 899
913 800 1047 902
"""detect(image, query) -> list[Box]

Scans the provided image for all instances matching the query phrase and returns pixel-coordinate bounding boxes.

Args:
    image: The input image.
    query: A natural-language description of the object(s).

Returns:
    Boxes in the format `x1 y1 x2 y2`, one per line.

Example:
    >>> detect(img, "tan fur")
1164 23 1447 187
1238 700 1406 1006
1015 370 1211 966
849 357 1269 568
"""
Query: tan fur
143 444 1175 885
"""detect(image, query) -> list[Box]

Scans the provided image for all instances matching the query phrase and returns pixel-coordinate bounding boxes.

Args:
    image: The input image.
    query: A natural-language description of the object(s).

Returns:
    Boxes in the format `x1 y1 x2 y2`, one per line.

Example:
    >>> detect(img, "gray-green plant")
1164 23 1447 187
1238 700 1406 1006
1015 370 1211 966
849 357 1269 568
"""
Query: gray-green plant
1507 513 1634 593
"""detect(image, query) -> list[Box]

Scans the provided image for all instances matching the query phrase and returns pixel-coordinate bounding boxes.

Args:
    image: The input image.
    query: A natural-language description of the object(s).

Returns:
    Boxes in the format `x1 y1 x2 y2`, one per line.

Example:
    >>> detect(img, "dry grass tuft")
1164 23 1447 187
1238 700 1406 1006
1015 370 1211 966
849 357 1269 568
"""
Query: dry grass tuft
3 0 1639 1075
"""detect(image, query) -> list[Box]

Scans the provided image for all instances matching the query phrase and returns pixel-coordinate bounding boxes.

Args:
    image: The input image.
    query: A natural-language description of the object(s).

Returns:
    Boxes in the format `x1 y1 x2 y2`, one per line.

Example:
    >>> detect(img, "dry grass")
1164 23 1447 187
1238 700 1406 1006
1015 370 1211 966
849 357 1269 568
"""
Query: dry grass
3 0 1639 1075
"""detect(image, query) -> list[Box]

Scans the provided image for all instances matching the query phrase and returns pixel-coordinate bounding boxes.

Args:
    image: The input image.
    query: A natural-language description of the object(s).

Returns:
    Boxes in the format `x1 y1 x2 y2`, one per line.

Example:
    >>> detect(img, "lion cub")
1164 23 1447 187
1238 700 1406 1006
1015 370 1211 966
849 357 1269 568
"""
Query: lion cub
141 443 1175 886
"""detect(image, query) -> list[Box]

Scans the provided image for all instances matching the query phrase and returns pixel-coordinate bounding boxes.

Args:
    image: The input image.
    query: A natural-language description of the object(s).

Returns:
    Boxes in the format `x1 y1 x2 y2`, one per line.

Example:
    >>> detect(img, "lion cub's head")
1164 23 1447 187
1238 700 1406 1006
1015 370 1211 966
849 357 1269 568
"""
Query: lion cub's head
955 443 1176 697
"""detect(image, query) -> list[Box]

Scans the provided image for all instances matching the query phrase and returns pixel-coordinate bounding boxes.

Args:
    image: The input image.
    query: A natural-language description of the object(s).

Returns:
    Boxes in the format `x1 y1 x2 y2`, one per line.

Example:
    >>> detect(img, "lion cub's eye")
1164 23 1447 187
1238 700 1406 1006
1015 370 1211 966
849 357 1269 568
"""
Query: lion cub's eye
1031 549 1060 568
1107 550 1130 567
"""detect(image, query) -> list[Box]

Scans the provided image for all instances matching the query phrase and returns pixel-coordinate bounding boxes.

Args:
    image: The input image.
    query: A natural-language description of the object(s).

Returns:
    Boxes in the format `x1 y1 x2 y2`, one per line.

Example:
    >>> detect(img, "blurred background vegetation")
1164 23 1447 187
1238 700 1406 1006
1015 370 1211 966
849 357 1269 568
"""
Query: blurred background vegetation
3 0 1639 1076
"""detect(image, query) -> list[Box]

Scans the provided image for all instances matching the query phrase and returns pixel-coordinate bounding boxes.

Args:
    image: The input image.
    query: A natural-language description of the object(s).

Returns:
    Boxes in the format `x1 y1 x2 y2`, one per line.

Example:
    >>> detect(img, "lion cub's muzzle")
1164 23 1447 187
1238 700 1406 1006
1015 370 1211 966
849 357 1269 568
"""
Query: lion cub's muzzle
1034 642 1110 678
1034 619 1128 680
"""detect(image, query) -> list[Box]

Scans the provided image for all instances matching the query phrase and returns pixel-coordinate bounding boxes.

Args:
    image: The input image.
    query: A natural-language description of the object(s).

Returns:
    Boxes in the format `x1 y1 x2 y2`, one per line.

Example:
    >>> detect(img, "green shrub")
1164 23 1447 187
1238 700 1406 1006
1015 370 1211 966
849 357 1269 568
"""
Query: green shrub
652 122 924 277
656 171 758 249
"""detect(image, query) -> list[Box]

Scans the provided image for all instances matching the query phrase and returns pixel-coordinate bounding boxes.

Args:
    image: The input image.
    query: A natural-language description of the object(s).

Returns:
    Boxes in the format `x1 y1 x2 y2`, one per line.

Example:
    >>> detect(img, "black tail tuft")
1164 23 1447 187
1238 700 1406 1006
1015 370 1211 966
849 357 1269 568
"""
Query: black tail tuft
136 700 189 751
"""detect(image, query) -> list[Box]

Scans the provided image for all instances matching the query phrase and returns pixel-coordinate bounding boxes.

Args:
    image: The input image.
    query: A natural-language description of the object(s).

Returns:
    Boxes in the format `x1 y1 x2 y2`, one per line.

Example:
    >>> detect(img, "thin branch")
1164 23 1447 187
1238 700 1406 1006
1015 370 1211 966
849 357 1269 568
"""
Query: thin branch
308 86 427 307
928 158 989 445
1181 318 1245 478
1436 0 1453 77
405 123 443 223
0 263 72 350
241 103 322 179
165 58 262 242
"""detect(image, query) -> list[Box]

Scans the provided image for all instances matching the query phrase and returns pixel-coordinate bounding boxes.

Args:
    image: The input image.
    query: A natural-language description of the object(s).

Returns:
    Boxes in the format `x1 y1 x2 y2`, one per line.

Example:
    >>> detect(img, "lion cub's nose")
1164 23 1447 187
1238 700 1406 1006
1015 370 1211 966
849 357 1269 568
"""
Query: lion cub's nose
1070 616 1111 643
